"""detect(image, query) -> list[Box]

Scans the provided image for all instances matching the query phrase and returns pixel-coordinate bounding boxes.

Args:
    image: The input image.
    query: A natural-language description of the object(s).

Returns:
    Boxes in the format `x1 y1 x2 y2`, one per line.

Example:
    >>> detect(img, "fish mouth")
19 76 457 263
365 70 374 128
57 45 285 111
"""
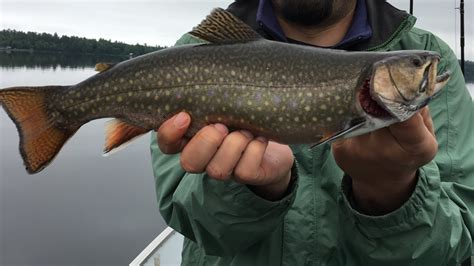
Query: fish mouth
358 68 450 121
358 74 392 119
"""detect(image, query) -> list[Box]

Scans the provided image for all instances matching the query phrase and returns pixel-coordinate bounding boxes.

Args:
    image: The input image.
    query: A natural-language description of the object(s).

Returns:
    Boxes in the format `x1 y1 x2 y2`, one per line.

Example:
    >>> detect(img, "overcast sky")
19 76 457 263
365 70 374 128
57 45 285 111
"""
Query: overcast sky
0 0 472 59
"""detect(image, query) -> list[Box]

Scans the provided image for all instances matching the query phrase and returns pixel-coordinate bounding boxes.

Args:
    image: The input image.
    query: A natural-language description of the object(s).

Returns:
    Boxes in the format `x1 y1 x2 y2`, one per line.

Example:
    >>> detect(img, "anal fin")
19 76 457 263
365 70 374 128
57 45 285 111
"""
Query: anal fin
104 119 149 155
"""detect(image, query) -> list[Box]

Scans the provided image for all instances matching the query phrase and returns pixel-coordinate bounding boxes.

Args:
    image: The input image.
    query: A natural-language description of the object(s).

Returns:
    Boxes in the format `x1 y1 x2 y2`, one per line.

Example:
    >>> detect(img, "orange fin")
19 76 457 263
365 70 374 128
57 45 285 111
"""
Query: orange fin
104 119 149 155
0 86 78 174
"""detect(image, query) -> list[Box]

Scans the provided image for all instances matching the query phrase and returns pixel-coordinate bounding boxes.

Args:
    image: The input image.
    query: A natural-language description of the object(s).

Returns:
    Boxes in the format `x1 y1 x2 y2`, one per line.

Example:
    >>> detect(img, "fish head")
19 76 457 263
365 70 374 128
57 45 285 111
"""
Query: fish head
362 51 450 122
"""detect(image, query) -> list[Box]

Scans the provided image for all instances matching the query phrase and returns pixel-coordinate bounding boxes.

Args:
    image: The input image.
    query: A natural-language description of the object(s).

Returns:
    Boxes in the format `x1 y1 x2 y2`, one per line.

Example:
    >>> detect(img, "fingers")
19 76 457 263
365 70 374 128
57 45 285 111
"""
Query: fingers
388 108 432 147
180 124 228 173
205 130 254 180
388 107 437 158
233 137 269 185
157 112 191 154
420 107 435 135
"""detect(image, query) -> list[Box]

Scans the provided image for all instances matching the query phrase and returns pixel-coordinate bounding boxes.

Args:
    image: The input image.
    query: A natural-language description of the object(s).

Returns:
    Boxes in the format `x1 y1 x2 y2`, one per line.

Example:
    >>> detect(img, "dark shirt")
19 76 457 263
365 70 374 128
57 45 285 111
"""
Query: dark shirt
256 0 373 48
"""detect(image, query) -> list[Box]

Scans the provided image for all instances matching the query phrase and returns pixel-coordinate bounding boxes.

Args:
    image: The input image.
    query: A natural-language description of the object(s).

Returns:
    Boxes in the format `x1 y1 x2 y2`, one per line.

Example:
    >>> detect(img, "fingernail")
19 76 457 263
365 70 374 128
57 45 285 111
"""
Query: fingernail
240 130 253 139
213 123 228 135
256 136 267 143
173 112 188 129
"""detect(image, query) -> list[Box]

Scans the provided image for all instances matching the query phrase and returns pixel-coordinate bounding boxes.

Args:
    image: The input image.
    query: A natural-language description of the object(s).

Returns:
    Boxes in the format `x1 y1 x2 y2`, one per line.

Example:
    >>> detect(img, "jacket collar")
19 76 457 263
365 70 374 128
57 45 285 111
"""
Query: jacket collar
226 0 416 51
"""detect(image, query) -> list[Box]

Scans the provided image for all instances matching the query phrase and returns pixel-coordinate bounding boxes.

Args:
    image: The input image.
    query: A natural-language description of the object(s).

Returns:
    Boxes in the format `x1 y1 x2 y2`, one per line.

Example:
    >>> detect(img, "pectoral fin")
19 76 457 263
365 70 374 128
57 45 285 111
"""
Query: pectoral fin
310 119 366 149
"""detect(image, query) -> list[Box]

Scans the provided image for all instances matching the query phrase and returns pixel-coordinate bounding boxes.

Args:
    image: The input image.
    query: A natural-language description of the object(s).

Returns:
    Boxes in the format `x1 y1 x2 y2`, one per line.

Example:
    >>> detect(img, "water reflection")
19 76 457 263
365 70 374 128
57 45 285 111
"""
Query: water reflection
0 51 127 69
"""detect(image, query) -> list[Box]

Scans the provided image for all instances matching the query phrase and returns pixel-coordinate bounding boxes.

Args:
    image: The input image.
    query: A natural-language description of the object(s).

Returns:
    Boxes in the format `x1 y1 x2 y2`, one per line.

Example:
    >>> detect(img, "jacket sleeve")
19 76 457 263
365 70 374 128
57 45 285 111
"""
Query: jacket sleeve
150 34 297 257
337 34 474 265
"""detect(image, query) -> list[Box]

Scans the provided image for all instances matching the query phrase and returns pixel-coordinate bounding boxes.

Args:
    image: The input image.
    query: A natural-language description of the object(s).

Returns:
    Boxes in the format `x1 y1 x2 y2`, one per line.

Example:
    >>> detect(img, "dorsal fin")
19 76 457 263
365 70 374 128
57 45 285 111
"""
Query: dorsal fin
95 63 115 73
189 8 262 43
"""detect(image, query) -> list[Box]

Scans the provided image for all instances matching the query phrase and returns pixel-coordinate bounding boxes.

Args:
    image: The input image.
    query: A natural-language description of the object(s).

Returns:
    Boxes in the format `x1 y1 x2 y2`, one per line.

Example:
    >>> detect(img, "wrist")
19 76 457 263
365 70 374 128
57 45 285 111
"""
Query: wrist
249 170 292 201
351 170 418 215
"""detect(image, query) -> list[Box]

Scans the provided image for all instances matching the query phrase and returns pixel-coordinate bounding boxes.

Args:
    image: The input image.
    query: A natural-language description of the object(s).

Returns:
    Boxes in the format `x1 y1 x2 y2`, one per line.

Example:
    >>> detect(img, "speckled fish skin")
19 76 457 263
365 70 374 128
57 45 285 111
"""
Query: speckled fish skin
49 40 389 143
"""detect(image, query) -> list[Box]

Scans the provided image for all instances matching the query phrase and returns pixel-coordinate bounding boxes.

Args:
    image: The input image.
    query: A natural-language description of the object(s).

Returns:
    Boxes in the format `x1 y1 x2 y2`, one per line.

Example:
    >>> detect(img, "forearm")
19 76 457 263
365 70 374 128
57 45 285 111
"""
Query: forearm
351 169 418 215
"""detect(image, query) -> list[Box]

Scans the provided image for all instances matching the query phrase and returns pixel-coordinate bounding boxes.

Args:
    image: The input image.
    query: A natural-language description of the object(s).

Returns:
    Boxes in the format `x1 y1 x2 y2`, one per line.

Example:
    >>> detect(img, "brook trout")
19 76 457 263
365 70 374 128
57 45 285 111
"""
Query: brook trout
0 8 450 174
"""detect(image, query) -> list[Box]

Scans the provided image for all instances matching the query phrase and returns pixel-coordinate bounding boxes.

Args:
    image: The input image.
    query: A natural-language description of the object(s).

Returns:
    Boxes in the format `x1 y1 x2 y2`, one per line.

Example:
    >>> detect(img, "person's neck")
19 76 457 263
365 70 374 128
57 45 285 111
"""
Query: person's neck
276 3 357 47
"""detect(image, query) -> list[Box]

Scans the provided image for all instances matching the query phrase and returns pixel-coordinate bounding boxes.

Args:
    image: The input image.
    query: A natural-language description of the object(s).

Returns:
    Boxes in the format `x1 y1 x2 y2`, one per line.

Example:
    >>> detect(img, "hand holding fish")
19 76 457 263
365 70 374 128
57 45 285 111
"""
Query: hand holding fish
157 112 294 201
332 107 437 215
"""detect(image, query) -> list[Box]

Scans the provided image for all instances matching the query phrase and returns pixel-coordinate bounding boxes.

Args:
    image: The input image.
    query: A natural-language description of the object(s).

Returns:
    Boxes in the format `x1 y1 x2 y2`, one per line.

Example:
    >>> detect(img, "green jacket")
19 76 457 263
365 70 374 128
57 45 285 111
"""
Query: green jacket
151 1 474 265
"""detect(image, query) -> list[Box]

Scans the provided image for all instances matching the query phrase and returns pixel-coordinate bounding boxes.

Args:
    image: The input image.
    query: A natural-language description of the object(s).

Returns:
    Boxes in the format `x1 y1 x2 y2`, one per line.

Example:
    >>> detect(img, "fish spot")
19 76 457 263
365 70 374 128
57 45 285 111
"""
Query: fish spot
304 106 311 112
146 92 151 97
128 92 133 96
334 95 341 101
247 100 253 106
294 117 299 122
129 80 134 84
320 105 327 110
312 117 318 122
120 78 125 83
278 117 284 122
326 117 332 122
306 92 313 97
104 82 109 88
166 74 171 79
165 104 170 111
117 96 123 102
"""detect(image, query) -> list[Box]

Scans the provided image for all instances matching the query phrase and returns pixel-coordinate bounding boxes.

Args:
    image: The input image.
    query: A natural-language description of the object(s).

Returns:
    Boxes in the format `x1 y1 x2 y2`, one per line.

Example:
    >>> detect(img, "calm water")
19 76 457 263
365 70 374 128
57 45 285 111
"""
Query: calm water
0 52 166 266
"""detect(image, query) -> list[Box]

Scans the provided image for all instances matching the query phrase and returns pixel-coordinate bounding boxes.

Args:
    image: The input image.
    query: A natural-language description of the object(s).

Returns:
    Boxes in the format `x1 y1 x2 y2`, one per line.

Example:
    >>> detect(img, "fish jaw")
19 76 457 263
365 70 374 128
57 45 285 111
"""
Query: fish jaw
367 52 451 122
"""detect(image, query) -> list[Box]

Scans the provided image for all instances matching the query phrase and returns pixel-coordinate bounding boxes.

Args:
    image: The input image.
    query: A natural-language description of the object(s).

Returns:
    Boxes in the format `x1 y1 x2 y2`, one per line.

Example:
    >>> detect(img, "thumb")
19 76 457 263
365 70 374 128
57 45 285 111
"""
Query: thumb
157 112 191 154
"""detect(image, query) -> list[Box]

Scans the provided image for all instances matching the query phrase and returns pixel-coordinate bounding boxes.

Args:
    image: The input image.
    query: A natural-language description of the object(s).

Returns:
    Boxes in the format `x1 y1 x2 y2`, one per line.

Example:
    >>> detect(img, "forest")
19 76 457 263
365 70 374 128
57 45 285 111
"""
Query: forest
0 29 163 56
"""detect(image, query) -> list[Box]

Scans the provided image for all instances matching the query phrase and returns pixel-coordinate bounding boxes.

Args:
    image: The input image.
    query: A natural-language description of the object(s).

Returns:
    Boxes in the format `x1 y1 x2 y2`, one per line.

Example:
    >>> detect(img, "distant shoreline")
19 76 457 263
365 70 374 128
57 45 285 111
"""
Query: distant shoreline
0 48 129 58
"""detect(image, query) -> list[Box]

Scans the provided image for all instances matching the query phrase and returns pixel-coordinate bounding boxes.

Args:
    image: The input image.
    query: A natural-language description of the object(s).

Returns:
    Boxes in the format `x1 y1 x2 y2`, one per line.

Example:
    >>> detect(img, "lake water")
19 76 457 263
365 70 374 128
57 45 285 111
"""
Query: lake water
0 52 473 265
0 52 166 265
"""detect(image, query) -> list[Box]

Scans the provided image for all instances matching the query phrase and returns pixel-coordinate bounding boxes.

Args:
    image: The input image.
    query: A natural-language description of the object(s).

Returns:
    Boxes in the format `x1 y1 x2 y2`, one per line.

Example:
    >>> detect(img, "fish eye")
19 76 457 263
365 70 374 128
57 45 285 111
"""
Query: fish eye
411 58 423 67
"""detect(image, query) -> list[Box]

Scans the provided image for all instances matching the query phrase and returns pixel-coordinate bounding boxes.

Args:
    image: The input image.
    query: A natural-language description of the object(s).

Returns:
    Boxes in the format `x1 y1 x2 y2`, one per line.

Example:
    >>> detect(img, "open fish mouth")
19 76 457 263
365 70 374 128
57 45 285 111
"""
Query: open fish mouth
358 69 451 121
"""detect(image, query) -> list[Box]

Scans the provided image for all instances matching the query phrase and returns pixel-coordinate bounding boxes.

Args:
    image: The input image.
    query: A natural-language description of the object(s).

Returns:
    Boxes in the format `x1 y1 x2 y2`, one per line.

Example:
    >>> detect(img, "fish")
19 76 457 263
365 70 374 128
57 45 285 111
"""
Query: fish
0 8 450 174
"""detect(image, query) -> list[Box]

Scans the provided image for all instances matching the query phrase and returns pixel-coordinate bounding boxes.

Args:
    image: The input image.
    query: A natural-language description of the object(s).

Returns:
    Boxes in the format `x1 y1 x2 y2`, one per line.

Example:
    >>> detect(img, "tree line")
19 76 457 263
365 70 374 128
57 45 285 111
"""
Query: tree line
0 29 164 56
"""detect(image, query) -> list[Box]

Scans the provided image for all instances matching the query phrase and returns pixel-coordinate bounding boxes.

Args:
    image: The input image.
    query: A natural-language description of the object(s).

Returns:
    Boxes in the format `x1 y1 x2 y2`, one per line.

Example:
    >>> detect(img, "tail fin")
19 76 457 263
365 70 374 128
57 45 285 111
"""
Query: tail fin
0 86 78 174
